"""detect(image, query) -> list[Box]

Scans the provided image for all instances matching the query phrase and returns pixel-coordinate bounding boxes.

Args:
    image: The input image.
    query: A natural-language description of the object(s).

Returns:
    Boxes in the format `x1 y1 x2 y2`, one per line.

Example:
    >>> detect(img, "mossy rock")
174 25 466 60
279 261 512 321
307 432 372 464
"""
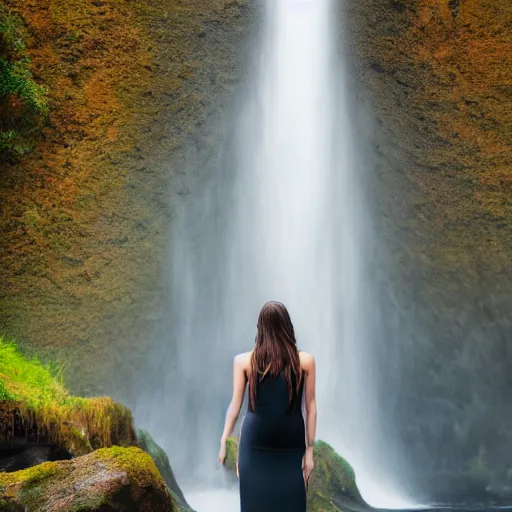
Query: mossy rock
223 437 369 512
0 339 136 464
136 428 193 510
0 446 178 511
224 436 239 474
308 441 368 512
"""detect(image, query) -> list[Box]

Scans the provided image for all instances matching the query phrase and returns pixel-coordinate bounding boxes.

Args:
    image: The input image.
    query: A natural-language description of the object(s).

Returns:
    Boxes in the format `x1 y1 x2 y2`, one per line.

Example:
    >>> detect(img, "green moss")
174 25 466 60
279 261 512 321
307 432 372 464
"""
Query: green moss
68 30 83 44
0 4 25 56
0 461 62 487
0 498 23 511
224 436 238 473
136 428 190 509
312 440 359 498
0 378 12 400
307 441 363 512
0 338 67 407
92 446 165 488
13 462 65 510
307 492 343 512
0 336 135 455
137 429 169 470
1 447 176 511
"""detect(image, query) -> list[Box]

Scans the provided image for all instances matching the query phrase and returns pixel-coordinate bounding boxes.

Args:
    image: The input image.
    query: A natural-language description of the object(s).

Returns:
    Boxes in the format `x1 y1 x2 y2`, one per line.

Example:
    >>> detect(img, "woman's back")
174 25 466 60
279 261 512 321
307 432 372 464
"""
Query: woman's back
242 371 305 451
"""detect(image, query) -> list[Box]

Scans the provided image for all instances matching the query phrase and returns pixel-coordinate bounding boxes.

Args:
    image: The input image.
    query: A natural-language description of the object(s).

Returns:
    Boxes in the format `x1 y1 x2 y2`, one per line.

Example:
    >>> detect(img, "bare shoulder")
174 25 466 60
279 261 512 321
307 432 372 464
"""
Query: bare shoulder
299 351 315 371
234 351 252 370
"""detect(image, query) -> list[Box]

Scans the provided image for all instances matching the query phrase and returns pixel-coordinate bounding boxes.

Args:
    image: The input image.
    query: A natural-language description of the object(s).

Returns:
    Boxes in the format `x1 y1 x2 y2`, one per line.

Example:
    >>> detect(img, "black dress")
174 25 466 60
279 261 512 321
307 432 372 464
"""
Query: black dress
238 371 306 512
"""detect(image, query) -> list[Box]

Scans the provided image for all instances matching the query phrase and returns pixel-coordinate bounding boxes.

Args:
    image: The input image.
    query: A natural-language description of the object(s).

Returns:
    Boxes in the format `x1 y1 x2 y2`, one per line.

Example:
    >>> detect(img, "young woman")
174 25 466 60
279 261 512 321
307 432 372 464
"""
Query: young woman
218 301 317 512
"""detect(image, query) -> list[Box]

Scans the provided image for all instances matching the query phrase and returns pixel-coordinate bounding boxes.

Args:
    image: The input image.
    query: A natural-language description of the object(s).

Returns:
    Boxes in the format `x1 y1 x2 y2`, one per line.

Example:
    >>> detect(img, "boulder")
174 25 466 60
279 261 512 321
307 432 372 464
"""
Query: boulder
0 446 177 511
224 436 239 475
136 428 192 510
308 441 368 512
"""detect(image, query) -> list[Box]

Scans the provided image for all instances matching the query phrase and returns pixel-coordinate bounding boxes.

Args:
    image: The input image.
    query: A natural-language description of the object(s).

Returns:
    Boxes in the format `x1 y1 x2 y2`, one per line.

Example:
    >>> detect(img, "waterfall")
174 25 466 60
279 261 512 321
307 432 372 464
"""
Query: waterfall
137 0 414 509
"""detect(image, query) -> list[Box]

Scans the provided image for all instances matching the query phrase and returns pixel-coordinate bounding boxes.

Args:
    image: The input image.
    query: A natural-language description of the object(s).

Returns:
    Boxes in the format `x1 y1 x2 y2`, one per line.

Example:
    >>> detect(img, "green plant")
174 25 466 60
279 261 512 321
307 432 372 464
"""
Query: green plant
0 128 16 149
0 5 26 58
0 379 12 400
0 6 49 160
68 30 83 43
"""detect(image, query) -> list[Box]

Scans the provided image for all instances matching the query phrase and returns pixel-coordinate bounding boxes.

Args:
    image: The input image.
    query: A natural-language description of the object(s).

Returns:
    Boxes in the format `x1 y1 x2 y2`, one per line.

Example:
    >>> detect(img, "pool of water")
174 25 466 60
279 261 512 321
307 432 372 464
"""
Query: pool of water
184 487 512 512
186 488 239 512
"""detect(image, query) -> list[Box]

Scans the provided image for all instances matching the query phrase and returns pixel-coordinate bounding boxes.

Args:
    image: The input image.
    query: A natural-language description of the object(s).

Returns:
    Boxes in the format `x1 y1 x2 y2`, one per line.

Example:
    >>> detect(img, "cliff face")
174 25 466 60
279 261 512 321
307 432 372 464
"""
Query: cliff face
0 0 256 396
2 0 511 502
344 0 512 500
349 0 511 270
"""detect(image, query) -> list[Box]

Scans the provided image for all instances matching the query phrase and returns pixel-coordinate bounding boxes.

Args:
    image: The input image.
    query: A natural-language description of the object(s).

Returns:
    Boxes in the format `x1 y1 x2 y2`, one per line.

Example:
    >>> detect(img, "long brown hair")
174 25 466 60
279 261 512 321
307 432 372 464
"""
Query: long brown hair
248 301 303 412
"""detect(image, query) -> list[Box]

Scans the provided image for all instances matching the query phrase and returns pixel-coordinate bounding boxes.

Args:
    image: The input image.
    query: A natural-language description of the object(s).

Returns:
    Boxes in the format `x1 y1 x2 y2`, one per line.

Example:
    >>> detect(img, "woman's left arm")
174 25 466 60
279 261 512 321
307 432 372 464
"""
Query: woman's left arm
218 354 247 464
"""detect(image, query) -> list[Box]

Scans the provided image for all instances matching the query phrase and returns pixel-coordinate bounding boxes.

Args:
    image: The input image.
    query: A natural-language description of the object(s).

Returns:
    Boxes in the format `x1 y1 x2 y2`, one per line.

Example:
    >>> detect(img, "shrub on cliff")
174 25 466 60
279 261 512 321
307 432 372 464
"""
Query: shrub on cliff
0 5 48 161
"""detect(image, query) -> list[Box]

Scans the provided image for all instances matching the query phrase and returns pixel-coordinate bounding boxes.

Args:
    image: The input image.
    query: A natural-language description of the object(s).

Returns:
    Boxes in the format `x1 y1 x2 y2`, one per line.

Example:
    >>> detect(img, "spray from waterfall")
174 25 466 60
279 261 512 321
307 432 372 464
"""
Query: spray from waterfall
136 0 414 509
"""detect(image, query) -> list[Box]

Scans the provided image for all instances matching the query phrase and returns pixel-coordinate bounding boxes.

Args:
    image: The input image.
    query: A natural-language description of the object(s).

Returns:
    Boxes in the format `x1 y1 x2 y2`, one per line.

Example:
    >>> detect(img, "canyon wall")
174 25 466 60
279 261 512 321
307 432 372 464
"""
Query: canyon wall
344 0 512 499
0 0 257 396
1 0 511 500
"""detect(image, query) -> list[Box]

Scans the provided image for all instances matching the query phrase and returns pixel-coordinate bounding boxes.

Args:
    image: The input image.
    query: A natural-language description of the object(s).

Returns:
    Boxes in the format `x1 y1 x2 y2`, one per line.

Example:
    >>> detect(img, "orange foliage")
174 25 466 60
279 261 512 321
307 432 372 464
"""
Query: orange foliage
405 0 512 216
358 0 511 258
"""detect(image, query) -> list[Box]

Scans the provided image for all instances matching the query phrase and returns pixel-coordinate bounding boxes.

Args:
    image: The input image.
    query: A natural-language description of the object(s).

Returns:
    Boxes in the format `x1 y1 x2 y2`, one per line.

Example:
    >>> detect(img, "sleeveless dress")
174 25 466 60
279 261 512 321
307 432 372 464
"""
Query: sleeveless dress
238 371 306 512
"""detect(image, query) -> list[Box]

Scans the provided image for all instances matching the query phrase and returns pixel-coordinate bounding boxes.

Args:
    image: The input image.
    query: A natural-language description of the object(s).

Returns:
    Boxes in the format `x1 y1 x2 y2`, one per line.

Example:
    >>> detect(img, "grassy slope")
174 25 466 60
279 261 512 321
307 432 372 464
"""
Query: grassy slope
0 336 135 454
0 339 193 510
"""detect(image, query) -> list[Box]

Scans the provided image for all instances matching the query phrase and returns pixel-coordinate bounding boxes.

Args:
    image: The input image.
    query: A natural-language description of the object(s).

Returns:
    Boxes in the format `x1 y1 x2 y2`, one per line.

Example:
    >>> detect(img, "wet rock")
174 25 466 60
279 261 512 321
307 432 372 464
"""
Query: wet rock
136 428 192 510
307 441 367 511
0 440 71 473
0 446 177 511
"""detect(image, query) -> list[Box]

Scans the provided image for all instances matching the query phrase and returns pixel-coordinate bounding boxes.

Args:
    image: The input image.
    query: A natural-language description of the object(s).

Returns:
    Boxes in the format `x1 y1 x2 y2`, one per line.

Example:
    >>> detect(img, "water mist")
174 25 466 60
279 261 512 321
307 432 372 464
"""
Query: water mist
137 0 413 509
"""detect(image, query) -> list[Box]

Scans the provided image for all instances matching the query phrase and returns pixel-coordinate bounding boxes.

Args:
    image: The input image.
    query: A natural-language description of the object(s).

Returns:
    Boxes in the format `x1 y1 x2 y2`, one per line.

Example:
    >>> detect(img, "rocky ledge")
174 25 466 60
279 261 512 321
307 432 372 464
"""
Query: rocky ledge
0 337 191 511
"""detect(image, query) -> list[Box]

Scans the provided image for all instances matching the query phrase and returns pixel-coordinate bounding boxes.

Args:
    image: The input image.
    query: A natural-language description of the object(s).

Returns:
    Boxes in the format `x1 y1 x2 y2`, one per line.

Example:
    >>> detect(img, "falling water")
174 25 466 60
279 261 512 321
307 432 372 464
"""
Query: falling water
137 0 414 509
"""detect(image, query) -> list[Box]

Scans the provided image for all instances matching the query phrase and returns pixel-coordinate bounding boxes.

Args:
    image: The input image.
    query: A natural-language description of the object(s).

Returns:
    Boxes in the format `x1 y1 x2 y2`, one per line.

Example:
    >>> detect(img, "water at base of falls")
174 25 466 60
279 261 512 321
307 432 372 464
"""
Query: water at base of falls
185 487 512 512
186 488 239 511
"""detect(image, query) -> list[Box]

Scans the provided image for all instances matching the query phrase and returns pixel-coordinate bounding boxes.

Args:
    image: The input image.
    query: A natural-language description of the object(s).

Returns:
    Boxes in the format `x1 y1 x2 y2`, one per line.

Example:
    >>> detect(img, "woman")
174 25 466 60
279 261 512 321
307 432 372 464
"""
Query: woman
218 301 317 512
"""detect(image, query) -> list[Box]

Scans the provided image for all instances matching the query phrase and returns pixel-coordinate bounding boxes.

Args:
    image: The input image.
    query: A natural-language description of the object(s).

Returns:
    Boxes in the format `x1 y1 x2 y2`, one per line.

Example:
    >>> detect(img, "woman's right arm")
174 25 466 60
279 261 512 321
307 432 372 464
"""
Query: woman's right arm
302 352 317 484
303 353 317 446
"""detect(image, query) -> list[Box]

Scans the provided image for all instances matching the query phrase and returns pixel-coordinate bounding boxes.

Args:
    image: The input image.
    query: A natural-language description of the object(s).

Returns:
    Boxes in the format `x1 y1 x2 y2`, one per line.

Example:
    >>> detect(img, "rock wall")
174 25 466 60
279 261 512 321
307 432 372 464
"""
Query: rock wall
0 0 258 397
2 0 511 502
343 0 512 500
